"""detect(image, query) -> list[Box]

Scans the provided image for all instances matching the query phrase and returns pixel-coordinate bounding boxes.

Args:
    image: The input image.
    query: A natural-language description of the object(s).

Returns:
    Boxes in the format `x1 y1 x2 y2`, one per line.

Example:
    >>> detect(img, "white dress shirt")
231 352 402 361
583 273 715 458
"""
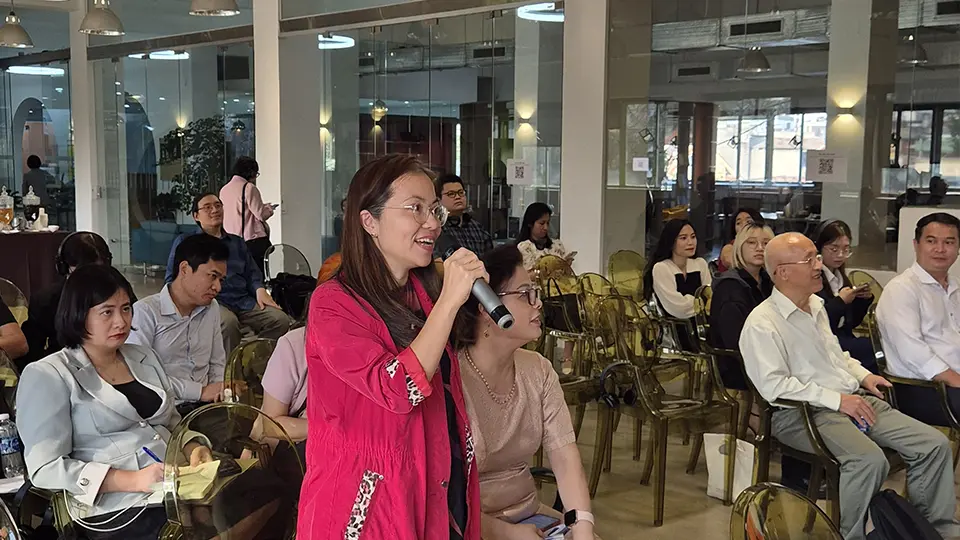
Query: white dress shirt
127 285 226 402
740 288 871 411
825 267 843 295
651 258 712 319
876 262 960 381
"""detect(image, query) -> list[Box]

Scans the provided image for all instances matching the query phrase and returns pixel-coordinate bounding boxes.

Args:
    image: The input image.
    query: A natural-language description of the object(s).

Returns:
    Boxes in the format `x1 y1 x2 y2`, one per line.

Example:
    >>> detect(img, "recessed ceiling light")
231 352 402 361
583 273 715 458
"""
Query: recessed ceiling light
518 2 564 22
7 66 64 76
158 96 165 101
317 33 355 50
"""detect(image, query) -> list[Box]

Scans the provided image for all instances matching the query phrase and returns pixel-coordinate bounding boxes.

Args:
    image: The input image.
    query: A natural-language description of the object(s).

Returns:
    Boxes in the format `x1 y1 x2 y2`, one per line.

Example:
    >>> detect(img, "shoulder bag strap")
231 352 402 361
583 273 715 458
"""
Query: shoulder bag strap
241 181 248 239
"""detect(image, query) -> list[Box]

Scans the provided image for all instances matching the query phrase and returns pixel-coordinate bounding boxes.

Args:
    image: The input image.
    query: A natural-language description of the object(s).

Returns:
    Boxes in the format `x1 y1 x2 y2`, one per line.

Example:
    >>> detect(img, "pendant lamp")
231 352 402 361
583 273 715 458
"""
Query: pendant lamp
79 0 124 36
0 2 33 49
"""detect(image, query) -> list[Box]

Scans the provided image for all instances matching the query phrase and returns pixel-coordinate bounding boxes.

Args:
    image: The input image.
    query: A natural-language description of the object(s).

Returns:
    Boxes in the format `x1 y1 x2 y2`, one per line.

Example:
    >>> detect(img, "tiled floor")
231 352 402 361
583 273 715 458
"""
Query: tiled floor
553 403 959 540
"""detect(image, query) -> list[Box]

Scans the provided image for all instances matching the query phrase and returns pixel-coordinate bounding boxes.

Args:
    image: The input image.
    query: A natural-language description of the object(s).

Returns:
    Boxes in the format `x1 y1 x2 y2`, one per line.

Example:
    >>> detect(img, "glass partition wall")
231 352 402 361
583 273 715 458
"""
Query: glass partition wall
0 61 75 231
94 43 255 270
314 8 563 258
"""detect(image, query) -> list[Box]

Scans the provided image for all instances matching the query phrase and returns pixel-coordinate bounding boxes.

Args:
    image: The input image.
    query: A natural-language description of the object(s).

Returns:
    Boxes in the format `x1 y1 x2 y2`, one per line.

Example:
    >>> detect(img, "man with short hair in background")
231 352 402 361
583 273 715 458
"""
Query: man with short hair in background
435 174 493 256
131 234 229 414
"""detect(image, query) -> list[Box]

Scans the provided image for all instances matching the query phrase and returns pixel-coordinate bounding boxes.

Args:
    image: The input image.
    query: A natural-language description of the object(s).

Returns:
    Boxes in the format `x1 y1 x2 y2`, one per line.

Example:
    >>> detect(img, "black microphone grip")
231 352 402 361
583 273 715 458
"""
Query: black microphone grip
435 234 515 329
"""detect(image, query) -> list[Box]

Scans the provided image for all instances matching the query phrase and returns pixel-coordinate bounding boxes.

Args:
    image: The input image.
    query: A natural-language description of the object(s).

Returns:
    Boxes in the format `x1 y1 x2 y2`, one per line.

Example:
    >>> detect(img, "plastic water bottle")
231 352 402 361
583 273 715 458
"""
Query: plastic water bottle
0 414 25 478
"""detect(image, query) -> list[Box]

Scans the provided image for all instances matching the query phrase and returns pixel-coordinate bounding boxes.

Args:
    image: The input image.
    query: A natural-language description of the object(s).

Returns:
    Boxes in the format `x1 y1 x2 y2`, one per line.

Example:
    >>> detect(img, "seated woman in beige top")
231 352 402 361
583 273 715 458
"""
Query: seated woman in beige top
454 244 595 540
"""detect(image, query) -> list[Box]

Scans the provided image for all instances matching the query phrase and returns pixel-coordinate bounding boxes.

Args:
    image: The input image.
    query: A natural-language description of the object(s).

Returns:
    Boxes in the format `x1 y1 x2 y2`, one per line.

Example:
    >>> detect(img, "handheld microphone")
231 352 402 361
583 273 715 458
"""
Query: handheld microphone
435 233 514 329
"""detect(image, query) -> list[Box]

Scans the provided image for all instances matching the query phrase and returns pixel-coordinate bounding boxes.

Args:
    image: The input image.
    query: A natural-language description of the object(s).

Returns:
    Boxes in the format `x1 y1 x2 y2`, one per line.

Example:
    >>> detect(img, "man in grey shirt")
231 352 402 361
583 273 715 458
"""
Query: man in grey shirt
128 234 228 414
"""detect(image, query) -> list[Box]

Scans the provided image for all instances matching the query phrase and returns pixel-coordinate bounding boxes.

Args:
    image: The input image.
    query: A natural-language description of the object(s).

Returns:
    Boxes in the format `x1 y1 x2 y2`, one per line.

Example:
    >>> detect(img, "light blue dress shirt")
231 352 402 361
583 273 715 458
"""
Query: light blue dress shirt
127 285 226 402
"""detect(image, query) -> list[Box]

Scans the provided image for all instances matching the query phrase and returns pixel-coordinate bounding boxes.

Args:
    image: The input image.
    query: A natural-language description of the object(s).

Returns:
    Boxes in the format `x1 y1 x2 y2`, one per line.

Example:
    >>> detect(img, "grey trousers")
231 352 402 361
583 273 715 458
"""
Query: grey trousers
772 395 959 540
220 304 291 358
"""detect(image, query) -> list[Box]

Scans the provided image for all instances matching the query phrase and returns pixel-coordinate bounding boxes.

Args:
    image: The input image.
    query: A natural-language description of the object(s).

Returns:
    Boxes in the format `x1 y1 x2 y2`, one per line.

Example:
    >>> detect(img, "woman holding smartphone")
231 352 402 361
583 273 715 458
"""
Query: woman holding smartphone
298 155 484 540
813 219 877 372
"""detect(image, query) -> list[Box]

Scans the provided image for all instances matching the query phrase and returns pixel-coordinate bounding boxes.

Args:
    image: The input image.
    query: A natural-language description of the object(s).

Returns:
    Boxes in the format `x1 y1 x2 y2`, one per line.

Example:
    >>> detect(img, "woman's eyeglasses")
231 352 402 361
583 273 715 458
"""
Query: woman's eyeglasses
744 238 769 250
825 245 853 258
384 202 449 226
498 287 540 306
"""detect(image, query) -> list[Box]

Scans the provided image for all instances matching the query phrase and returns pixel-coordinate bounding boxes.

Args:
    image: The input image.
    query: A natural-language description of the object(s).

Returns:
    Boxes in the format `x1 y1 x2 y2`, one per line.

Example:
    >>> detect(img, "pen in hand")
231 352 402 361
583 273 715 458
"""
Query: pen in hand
142 447 162 463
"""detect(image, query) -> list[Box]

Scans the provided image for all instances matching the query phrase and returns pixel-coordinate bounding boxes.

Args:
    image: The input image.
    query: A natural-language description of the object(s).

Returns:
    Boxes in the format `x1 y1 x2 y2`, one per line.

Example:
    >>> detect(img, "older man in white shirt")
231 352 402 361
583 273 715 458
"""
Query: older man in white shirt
740 232 957 540
128 234 228 415
877 212 960 427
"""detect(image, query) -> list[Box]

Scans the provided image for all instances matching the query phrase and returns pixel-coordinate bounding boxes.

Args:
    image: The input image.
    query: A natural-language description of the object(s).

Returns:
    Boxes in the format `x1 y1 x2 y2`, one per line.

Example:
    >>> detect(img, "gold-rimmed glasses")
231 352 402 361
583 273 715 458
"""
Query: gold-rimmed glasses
383 202 449 226
778 254 823 268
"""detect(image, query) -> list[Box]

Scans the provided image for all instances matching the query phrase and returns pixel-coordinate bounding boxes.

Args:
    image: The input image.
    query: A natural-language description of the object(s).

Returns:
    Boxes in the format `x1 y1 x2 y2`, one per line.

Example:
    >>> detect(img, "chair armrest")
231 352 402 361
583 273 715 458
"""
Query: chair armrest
884 374 940 389
531 467 557 484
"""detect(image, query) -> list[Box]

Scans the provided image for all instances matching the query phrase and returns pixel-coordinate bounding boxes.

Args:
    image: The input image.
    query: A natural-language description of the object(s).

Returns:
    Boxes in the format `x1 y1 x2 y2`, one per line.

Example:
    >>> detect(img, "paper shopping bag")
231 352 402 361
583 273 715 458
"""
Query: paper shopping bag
704 433 755 501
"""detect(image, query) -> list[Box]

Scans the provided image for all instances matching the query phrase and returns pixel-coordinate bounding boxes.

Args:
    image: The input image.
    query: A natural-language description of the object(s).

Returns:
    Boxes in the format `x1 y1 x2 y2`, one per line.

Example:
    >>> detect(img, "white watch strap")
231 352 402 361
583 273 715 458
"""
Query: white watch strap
575 510 595 525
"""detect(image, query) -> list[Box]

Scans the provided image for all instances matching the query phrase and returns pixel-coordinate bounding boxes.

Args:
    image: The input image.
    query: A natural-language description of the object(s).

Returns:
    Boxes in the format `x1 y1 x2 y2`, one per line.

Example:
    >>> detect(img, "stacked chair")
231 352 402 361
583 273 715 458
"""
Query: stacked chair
730 483 841 539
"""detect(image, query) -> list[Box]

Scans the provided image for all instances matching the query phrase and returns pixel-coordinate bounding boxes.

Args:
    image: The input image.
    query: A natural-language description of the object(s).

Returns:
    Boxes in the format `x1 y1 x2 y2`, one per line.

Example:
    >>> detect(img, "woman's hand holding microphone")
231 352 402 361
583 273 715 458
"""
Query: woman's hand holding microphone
438 248 490 310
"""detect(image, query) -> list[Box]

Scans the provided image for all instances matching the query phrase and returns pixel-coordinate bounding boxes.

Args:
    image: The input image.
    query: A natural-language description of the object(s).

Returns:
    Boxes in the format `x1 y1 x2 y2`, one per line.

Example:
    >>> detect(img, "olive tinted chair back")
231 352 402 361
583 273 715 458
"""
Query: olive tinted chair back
162 402 304 540
223 338 277 409
608 250 645 300
0 278 27 326
730 482 842 540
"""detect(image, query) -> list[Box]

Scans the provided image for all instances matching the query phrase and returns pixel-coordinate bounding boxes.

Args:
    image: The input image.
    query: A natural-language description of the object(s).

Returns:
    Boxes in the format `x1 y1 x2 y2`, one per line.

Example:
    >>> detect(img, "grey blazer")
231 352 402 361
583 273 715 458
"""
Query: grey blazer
16 343 181 517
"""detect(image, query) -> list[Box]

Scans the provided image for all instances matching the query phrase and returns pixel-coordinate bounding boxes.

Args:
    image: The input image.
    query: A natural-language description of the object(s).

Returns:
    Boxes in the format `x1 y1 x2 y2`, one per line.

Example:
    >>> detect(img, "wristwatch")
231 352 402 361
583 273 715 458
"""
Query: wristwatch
564 509 595 527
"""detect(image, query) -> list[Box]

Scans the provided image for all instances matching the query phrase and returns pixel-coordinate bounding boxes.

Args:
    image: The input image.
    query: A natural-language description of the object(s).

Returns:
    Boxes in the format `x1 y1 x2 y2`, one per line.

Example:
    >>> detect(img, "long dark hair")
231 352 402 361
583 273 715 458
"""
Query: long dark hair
643 219 695 301
338 154 441 348
729 208 764 240
452 245 523 349
813 219 852 283
517 202 553 249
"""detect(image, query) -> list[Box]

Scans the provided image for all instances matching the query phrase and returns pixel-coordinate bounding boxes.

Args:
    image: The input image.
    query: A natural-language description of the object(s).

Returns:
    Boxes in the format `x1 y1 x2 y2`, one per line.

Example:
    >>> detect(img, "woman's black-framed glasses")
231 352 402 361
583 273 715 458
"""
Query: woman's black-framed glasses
498 287 540 306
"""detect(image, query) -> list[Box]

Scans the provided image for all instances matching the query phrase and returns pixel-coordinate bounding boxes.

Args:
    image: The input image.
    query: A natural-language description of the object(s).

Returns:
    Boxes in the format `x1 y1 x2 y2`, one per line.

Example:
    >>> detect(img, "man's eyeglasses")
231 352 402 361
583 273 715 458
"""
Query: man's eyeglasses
383 202 449 226
198 202 223 213
778 254 823 268
498 287 540 306
443 189 466 199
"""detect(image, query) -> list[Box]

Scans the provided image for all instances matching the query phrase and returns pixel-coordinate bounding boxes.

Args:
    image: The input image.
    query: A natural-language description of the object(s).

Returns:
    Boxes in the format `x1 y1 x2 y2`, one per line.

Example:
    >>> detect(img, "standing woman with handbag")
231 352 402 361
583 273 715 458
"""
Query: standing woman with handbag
220 156 276 275
298 154 484 540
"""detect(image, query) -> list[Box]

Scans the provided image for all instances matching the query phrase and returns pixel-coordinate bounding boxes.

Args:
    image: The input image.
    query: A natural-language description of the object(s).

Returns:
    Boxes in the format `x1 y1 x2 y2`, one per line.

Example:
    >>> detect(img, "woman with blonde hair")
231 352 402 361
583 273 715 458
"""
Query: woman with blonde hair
708 223 775 389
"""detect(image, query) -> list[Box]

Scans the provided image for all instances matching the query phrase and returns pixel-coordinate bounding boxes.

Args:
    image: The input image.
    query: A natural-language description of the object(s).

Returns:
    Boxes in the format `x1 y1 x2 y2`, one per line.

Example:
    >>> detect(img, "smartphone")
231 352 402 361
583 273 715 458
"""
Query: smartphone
566 251 578 259
854 282 870 292
544 524 570 539
519 514 560 531
269 203 280 209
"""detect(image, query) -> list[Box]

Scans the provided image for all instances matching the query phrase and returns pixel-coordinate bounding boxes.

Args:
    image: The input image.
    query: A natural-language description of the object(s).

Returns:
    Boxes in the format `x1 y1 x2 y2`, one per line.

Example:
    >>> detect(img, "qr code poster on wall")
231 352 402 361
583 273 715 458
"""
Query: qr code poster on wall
506 159 533 186
806 150 846 184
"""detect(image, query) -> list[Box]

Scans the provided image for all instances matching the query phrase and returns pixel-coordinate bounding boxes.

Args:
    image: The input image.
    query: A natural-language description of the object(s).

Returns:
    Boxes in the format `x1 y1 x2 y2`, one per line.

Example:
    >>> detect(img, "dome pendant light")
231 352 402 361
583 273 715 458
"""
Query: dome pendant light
371 99 388 122
79 0 125 36
738 46 772 73
0 2 33 49
190 0 240 16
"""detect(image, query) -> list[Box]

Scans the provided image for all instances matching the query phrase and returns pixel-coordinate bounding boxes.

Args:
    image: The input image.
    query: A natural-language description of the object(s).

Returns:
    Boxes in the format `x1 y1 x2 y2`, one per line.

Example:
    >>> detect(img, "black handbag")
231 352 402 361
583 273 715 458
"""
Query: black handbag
541 278 582 333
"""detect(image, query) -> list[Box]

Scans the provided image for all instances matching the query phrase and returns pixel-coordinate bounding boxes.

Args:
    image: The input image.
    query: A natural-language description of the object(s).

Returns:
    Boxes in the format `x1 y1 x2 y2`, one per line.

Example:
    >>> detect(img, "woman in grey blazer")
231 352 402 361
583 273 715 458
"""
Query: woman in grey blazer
16 265 212 540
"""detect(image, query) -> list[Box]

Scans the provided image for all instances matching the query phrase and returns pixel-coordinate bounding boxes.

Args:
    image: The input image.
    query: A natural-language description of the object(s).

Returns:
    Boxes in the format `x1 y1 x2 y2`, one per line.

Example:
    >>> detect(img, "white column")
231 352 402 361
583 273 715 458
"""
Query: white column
253 0 283 238
511 16 540 219
822 0 898 244
255 0 358 272
69 9 98 234
559 0 608 274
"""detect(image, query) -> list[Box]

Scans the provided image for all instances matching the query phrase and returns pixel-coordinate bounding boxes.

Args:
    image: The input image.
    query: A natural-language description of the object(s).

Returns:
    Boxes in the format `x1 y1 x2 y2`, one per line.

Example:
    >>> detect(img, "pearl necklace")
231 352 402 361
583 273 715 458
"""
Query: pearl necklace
463 348 516 406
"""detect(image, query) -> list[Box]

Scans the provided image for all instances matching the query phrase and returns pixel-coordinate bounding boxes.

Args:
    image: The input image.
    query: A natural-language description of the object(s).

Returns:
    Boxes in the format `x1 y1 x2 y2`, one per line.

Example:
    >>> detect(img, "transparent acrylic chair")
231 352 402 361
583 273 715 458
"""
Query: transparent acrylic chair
223 338 277 409
160 402 304 540
0 278 27 326
264 244 312 282
730 482 841 540
607 249 645 302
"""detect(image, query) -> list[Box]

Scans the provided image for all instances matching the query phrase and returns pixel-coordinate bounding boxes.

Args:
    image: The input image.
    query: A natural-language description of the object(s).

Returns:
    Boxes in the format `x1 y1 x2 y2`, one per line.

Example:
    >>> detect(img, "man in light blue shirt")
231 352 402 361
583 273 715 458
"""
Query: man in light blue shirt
129 234 229 413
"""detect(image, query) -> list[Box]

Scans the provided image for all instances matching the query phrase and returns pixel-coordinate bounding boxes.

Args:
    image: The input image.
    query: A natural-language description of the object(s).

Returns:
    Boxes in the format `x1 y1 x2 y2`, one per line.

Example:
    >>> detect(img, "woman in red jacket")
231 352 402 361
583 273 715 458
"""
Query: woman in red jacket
298 154 486 540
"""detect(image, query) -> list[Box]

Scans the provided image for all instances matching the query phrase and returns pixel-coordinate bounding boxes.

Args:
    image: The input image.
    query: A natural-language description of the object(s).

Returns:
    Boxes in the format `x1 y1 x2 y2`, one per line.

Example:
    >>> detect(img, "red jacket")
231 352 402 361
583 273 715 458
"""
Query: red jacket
297 275 481 540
